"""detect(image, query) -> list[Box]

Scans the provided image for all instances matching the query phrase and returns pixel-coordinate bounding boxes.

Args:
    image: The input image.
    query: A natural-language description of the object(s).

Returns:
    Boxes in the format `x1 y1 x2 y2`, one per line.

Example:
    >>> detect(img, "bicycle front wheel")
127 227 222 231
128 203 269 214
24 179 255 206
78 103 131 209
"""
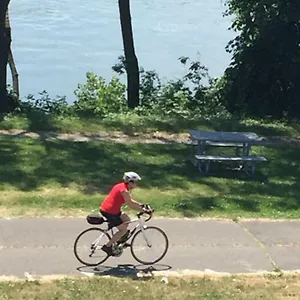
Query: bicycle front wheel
74 228 111 266
130 226 169 265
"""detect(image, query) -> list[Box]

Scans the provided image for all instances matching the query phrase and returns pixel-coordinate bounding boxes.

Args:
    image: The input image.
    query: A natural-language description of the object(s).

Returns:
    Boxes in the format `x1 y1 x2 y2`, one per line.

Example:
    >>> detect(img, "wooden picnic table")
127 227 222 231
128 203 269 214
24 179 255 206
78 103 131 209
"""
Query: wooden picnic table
186 130 268 175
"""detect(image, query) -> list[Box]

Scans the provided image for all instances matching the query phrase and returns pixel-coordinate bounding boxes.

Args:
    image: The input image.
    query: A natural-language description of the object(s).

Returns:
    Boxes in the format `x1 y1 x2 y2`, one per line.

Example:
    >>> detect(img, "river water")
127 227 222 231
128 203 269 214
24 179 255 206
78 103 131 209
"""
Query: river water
8 0 235 103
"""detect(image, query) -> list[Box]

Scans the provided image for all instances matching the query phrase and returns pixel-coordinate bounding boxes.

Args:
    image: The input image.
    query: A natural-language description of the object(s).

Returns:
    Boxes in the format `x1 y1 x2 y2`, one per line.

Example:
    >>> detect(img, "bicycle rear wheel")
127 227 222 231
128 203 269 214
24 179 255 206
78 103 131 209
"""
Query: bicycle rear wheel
130 226 169 265
74 228 111 266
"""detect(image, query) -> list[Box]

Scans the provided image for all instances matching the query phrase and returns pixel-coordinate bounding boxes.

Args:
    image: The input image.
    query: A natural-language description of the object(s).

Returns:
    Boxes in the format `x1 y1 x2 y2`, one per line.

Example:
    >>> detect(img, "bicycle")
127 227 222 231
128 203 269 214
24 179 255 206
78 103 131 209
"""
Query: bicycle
73 207 169 267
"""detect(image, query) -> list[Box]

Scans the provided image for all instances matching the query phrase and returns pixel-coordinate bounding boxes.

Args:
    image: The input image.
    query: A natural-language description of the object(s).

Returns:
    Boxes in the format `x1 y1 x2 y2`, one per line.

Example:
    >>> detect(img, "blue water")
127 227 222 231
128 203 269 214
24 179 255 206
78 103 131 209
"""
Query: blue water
8 0 235 103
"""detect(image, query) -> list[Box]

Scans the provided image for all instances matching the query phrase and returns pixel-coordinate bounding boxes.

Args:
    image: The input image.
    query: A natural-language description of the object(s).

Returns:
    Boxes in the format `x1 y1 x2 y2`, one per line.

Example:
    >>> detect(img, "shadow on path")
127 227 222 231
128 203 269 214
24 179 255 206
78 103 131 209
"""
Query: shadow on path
77 263 172 280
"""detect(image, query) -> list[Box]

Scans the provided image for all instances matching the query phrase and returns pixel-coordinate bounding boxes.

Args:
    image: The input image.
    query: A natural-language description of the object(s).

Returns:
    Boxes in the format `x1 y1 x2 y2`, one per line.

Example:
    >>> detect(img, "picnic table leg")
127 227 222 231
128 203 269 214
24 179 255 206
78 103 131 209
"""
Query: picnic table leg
197 141 205 155
190 142 197 166
238 143 246 170
197 160 210 174
191 155 197 166
197 160 204 173
235 146 242 171
205 161 210 173
245 144 251 156
241 143 251 172
195 141 206 173
251 162 256 175
244 162 256 177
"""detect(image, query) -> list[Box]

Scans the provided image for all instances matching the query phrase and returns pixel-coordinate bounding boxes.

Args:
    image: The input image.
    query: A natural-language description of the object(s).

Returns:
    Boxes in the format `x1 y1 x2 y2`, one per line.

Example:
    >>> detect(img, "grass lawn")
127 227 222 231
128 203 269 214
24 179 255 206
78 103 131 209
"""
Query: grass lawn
0 274 299 300
1 114 300 137
0 134 299 219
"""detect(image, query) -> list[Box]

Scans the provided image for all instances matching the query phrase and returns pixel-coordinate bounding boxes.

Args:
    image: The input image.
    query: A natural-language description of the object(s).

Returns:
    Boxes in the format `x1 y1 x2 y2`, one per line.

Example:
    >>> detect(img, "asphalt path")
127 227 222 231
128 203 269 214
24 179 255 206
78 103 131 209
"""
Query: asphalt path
1 217 300 279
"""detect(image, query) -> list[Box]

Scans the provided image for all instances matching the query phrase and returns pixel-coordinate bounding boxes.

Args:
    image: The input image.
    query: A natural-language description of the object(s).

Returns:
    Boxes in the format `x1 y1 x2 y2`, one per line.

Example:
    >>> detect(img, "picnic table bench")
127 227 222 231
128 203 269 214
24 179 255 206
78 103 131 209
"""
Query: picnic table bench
185 130 268 175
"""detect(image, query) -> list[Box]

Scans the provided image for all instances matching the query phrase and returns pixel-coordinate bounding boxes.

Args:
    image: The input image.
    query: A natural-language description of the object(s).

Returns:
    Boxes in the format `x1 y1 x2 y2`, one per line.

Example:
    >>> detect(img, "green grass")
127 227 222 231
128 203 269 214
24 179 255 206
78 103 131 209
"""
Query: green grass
0 274 299 299
1 113 300 136
0 136 299 219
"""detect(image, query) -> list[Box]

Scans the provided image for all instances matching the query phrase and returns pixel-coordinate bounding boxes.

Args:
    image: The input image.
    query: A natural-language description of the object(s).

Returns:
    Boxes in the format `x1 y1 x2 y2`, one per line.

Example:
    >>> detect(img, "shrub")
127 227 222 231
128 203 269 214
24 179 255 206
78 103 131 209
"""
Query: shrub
4 55 230 122
73 72 127 117
18 91 70 116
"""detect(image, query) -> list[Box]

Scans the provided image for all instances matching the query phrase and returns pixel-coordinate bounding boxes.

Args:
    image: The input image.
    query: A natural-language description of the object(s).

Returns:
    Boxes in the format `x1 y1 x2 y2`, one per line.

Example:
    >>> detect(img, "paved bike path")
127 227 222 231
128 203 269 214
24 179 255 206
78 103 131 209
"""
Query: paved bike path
1 217 300 279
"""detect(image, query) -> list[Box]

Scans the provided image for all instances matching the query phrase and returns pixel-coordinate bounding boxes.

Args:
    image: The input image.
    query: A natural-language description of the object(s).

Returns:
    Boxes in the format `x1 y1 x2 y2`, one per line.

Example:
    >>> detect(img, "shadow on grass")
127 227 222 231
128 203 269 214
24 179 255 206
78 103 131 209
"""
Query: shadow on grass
0 136 300 216
172 144 300 215
103 115 300 137
0 138 203 192
173 196 225 218
204 118 292 137
1 111 299 138
28 110 56 132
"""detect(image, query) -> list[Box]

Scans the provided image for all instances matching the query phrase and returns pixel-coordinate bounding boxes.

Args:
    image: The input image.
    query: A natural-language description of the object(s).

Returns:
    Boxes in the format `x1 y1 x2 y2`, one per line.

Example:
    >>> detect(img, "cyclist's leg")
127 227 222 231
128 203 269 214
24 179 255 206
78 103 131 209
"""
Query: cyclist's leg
106 212 130 247
117 213 131 243
99 211 122 255
120 212 130 226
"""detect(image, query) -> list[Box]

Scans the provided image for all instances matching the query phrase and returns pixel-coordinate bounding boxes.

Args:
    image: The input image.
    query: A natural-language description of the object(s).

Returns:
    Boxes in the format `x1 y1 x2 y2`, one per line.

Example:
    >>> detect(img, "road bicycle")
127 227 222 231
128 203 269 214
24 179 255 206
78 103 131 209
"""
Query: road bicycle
73 207 169 266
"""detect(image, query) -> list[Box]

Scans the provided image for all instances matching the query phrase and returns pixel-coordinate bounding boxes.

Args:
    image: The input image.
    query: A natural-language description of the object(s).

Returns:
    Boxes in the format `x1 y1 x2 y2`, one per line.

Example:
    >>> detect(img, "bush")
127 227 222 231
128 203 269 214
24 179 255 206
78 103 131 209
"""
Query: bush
17 91 70 116
73 72 127 117
110 54 229 119
135 57 230 120
5 55 230 122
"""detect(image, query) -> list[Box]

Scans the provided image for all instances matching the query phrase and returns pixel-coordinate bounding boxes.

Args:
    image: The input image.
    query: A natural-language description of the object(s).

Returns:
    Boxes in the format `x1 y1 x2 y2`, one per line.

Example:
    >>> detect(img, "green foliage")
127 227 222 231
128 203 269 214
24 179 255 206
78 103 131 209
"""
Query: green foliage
111 55 230 119
7 56 230 121
222 0 300 119
6 84 20 112
4 2 300 122
73 72 127 117
20 91 70 116
138 68 162 108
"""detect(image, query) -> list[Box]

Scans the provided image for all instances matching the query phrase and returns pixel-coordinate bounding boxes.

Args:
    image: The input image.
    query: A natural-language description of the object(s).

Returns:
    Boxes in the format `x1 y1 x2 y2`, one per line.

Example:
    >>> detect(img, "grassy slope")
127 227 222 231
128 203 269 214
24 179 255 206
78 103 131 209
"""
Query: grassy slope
0 274 299 300
1 114 300 136
0 132 299 218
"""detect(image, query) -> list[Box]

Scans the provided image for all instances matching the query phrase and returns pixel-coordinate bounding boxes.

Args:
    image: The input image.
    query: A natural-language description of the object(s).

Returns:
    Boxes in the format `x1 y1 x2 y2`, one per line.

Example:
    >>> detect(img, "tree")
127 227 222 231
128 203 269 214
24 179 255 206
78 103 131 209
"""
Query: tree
0 0 10 113
222 0 300 118
6 7 19 99
118 0 140 108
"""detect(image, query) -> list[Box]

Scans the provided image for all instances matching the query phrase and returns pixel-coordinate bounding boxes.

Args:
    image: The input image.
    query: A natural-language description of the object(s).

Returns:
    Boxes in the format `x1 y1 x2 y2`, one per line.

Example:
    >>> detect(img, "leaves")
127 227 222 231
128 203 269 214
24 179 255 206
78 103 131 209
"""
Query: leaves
73 72 127 117
222 0 300 118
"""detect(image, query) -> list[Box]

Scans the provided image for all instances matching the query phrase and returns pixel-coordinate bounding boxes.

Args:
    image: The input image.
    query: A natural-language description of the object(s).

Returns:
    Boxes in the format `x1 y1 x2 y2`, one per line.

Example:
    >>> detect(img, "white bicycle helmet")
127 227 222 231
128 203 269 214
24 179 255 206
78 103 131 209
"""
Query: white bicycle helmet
123 171 142 182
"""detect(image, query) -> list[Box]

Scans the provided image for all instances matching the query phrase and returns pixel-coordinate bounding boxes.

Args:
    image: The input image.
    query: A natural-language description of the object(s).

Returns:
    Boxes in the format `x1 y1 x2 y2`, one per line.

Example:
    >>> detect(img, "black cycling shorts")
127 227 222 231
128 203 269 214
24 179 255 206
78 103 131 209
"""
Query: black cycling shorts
100 210 123 228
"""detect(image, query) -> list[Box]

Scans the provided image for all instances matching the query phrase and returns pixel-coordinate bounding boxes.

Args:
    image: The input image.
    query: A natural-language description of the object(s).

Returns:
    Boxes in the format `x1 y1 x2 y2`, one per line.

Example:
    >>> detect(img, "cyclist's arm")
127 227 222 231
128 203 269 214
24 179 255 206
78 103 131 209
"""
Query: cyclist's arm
121 190 144 212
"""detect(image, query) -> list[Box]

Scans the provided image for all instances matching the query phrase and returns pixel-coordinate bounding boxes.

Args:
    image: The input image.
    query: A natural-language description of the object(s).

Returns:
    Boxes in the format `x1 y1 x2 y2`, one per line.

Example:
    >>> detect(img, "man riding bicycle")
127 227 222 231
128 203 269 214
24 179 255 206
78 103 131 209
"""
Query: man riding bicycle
99 171 151 256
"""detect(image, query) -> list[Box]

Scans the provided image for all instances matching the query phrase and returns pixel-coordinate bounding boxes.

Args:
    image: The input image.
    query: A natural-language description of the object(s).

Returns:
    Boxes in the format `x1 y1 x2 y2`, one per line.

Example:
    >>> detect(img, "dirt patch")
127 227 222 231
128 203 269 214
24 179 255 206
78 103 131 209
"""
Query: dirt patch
0 129 299 146
0 129 189 144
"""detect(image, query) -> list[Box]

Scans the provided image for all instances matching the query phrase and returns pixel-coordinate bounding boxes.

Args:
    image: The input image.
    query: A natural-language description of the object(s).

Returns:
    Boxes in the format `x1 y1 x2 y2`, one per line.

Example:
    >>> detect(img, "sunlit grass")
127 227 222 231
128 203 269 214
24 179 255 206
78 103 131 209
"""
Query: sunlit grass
0 274 299 300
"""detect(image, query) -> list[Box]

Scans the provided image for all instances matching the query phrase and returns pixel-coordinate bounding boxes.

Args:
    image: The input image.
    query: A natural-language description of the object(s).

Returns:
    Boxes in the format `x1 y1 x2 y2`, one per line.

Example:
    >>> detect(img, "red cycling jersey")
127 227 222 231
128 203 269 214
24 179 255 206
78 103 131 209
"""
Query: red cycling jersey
100 182 129 214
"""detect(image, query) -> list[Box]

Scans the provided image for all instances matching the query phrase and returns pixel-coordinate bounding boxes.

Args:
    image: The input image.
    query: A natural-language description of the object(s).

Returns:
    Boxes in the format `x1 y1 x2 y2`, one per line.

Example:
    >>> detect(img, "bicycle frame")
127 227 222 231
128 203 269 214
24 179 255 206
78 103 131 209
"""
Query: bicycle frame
91 214 152 251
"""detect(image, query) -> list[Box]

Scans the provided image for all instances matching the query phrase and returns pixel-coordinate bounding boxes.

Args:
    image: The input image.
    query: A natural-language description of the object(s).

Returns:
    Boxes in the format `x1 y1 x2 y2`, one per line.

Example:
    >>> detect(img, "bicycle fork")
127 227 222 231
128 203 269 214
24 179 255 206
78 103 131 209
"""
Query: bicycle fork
140 224 152 248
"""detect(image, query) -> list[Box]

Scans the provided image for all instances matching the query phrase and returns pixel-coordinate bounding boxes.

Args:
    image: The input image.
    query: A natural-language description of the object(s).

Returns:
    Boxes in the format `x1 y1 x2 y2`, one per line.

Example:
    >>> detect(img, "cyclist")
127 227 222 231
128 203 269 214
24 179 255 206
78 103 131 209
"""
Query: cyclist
99 171 150 256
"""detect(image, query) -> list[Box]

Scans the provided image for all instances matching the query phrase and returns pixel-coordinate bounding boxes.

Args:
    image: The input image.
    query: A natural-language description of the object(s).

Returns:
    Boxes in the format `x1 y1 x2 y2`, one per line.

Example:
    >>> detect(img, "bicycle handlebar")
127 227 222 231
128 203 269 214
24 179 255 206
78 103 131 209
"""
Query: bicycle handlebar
137 209 155 222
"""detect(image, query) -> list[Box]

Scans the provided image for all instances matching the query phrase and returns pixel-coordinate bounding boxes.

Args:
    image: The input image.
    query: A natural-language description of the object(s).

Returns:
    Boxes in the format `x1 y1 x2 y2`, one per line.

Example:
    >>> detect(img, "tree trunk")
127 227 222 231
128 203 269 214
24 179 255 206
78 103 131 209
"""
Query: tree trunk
118 0 140 109
6 7 19 98
0 0 10 113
